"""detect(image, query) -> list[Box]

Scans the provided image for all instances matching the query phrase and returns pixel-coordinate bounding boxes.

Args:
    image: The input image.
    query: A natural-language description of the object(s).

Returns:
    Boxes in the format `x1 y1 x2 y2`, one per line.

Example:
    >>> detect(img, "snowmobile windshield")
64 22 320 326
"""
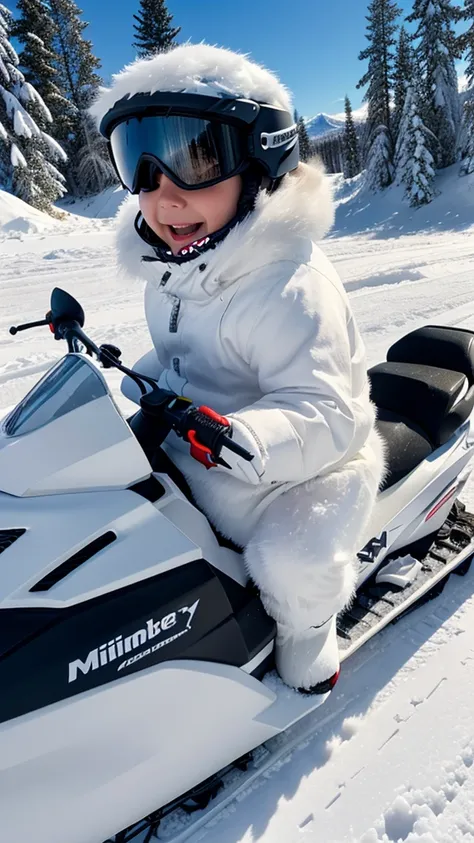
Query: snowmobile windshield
109 114 248 193
3 355 108 437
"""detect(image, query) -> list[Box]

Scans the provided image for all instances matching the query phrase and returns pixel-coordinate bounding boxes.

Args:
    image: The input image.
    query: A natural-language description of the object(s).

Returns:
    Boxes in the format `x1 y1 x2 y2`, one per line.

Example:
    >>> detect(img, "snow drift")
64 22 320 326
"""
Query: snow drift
0 189 59 238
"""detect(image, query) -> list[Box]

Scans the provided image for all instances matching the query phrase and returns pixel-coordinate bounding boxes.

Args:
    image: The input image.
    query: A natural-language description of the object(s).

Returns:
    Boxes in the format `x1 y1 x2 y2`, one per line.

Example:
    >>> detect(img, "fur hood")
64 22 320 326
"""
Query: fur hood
91 43 334 287
89 43 293 125
114 158 335 287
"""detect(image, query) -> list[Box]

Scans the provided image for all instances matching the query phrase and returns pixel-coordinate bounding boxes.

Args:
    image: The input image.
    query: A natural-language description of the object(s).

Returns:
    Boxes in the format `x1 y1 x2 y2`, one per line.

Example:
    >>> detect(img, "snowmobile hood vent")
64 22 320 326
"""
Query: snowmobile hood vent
30 532 116 593
0 529 25 555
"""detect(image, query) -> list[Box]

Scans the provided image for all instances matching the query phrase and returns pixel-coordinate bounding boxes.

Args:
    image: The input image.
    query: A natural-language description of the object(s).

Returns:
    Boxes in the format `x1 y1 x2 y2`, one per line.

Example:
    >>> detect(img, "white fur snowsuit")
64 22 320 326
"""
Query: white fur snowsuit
116 160 386 633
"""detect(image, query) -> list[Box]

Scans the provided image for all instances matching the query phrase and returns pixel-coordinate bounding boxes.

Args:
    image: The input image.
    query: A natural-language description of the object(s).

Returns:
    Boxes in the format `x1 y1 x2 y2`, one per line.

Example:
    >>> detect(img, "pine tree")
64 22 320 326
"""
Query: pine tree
407 0 463 168
0 3 67 210
393 26 414 132
394 68 436 205
343 95 361 178
12 0 64 123
458 1 474 170
459 0 474 84
297 115 312 162
460 100 474 172
357 0 401 190
364 125 394 190
357 0 401 145
313 132 345 173
48 0 116 194
133 0 180 58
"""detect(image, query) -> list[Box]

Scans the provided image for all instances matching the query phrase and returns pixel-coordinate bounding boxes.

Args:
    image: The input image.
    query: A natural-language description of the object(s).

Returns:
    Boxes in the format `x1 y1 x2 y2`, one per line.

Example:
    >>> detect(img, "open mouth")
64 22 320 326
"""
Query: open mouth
167 223 204 241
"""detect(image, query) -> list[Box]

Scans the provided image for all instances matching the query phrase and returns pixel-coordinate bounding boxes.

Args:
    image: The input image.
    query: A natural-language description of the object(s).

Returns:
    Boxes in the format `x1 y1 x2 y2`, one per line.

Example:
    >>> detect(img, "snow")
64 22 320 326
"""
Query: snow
2 167 474 842
9 142 27 169
0 188 59 236
57 184 126 219
330 164 474 236
41 130 68 162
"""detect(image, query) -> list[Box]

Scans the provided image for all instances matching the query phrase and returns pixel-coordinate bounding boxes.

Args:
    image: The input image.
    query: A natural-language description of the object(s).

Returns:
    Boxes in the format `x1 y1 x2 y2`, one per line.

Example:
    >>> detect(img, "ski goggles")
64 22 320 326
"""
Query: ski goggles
108 114 249 193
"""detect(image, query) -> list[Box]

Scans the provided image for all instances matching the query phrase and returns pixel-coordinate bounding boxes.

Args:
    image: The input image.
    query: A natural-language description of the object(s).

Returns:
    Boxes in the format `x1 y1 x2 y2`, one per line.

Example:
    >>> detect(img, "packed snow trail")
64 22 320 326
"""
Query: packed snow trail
2 186 474 842
3 224 474 412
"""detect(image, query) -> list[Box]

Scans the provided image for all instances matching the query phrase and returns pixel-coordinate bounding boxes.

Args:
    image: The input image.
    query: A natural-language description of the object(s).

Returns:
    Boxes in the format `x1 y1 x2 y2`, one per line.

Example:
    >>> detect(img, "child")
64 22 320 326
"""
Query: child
91 44 385 694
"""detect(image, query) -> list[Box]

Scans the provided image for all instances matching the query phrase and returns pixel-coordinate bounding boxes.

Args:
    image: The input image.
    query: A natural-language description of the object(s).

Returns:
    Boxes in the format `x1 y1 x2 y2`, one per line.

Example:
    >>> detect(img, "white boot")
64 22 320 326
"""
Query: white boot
275 616 340 693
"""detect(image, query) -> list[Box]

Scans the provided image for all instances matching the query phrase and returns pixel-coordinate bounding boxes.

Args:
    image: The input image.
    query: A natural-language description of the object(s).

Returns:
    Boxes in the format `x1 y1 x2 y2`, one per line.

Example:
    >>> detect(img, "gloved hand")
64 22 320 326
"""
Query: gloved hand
220 416 265 484
176 403 265 484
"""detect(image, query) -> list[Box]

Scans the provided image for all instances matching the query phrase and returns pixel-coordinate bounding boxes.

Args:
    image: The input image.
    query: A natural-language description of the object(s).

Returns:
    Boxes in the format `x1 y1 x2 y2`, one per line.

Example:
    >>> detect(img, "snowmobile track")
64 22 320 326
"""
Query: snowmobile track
338 501 474 658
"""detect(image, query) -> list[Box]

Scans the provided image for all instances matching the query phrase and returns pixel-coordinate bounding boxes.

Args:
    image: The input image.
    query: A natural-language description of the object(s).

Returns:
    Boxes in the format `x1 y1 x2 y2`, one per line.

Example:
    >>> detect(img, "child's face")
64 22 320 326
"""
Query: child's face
139 173 242 255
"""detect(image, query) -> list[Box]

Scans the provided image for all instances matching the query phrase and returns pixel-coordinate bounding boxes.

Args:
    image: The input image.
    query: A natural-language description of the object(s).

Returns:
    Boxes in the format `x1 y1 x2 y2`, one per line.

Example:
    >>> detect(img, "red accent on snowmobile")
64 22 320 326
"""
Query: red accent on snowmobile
425 485 458 521
197 406 231 428
187 430 218 469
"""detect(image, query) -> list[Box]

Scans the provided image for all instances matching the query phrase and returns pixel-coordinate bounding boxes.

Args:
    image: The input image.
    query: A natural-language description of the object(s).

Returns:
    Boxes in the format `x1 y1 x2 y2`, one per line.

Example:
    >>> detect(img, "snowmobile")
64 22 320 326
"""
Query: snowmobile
1 288 474 843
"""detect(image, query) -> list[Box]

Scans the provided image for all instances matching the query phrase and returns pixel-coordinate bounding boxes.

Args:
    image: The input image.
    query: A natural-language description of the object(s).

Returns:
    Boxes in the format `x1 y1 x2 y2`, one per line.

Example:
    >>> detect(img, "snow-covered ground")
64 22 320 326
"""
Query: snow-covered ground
2 173 474 843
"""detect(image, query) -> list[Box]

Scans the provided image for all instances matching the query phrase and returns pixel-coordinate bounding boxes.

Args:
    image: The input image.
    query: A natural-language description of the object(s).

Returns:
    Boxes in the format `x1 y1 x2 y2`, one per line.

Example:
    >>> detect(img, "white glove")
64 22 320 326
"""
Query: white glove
221 416 265 484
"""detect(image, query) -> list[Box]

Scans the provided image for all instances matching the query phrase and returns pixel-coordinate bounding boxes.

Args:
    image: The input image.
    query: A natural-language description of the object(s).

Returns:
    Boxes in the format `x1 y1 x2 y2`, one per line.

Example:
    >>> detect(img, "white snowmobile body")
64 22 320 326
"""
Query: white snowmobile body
1 314 474 843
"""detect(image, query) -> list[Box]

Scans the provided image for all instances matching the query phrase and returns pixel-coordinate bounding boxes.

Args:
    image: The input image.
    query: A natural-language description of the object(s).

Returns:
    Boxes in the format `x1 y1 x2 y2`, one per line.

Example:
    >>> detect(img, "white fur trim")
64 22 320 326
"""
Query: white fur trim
113 159 335 287
244 428 384 632
90 42 293 126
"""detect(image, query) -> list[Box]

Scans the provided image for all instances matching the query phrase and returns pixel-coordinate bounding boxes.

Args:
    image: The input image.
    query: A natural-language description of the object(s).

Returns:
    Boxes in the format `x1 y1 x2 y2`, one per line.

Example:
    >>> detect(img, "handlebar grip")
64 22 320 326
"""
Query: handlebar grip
222 436 254 462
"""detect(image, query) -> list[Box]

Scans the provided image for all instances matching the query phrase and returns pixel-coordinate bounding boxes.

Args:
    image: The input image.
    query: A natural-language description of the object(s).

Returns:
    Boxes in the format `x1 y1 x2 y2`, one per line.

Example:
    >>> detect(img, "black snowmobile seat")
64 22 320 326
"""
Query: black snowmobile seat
375 408 432 490
370 325 474 491
370 361 470 448
388 325 474 386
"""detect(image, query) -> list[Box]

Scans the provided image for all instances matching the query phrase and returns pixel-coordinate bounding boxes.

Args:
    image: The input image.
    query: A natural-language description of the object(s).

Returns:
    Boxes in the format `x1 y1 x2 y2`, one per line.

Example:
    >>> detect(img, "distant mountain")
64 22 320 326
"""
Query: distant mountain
305 103 368 139
304 113 344 138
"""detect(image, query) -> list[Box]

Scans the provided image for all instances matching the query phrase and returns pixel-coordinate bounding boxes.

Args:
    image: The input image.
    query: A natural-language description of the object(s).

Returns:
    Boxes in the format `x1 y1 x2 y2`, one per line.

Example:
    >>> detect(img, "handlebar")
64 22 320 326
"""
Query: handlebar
8 288 254 470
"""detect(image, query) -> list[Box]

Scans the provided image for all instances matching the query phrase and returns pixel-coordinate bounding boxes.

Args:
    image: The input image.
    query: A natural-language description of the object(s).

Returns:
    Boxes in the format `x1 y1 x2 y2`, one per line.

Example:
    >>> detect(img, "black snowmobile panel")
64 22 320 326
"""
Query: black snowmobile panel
0 560 275 724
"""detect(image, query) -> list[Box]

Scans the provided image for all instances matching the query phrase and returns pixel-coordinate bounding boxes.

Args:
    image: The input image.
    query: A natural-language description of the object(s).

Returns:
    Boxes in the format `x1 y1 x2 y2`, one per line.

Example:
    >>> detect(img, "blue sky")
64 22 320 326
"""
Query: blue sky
9 0 463 117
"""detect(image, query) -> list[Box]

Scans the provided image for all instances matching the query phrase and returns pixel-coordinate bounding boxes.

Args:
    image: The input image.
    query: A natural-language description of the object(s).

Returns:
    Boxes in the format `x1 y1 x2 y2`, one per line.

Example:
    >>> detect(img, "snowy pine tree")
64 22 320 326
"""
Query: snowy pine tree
393 26 414 132
0 3 66 210
460 0 474 83
48 0 116 195
297 115 311 162
357 0 401 144
133 0 180 58
394 69 436 205
459 0 474 171
343 95 361 178
12 0 65 126
407 0 462 168
459 100 474 171
364 125 394 190
357 0 401 190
